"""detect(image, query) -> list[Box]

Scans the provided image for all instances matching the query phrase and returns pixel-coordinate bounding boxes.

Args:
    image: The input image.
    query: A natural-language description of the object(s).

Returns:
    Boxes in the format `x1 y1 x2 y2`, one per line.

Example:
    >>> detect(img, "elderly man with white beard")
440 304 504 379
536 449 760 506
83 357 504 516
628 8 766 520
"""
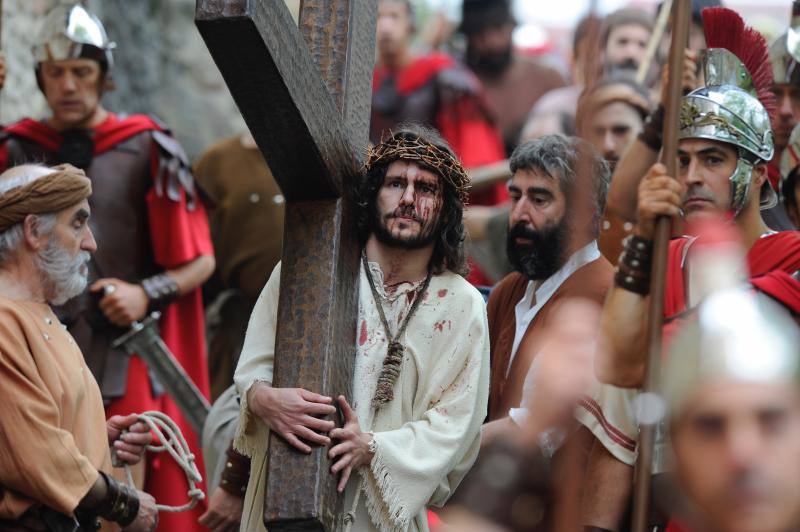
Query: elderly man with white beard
0 163 157 531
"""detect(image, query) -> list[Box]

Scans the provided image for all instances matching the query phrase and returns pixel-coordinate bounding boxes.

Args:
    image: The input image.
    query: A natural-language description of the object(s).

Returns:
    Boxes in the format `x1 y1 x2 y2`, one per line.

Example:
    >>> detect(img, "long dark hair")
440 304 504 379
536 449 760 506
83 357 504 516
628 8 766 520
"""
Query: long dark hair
354 124 468 276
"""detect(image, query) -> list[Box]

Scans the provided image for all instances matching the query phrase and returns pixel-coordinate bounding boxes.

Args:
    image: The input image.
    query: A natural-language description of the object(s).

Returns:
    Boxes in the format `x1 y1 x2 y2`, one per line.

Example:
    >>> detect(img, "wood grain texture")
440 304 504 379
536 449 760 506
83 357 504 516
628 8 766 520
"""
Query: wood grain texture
196 0 358 201
298 0 376 153
267 199 360 531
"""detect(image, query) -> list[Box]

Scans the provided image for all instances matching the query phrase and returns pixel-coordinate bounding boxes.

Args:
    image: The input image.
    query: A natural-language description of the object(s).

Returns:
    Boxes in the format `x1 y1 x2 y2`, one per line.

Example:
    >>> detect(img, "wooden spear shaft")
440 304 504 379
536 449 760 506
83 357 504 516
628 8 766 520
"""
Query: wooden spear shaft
630 1 691 531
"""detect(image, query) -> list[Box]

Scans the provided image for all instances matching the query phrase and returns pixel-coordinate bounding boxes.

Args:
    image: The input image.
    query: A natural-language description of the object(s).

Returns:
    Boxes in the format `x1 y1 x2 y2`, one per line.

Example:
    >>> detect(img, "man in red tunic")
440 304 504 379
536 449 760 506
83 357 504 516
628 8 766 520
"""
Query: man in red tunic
579 9 800 530
371 0 506 207
0 5 214 530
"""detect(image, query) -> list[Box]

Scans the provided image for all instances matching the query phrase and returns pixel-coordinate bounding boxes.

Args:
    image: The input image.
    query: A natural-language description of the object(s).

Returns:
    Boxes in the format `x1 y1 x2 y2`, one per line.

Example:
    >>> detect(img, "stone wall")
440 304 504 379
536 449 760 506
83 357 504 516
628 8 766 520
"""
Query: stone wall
0 0 248 161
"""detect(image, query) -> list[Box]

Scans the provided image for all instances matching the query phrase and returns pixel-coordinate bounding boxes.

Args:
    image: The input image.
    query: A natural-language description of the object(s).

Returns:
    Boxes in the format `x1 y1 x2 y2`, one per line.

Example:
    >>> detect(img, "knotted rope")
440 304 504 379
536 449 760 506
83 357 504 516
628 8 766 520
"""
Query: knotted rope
114 411 205 513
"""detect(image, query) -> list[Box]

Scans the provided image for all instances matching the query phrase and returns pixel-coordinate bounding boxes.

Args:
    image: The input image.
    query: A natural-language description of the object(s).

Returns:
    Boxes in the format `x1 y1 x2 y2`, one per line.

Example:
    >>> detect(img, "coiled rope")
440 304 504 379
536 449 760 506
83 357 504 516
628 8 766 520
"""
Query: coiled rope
114 411 205 512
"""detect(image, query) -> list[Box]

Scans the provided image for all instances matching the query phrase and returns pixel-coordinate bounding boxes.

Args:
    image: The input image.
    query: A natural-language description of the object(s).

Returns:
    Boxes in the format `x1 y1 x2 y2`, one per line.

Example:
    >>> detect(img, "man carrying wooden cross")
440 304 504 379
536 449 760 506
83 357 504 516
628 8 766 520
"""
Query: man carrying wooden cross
234 124 490 532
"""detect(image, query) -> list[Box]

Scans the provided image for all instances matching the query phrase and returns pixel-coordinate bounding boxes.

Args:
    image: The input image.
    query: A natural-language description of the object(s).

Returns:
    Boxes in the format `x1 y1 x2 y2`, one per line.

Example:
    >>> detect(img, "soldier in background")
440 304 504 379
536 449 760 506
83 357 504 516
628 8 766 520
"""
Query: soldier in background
371 0 507 207
0 5 214 530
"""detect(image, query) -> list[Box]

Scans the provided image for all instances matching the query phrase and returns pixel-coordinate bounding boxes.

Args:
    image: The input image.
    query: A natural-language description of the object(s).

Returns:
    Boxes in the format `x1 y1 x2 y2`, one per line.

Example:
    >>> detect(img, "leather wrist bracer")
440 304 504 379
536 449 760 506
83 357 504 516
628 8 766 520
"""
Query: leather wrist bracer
95 471 140 527
219 442 251 496
637 104 665 152
614 234 654 295
141 273 179 311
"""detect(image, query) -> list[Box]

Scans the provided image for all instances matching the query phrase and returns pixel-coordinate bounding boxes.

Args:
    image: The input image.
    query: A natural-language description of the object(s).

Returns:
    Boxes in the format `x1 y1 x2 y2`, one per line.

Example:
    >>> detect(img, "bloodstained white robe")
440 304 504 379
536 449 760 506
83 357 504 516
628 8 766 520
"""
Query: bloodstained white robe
234 261 489 531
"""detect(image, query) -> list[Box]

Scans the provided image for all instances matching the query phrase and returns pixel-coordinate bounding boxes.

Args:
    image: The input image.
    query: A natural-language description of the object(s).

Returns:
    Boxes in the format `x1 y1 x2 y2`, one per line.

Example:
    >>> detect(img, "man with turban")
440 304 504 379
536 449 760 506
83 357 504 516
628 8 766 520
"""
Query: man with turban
0 164 156 531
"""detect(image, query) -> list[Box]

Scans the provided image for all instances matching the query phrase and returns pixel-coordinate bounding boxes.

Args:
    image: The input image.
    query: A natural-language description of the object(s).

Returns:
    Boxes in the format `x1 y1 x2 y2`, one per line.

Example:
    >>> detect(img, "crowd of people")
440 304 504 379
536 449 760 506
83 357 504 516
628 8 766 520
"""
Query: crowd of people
0 1 799 532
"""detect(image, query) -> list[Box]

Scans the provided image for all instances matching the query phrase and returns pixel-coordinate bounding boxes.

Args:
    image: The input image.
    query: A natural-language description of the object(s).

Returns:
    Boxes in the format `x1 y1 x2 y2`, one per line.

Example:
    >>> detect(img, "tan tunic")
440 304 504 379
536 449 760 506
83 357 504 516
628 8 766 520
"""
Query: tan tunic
0 296 112 521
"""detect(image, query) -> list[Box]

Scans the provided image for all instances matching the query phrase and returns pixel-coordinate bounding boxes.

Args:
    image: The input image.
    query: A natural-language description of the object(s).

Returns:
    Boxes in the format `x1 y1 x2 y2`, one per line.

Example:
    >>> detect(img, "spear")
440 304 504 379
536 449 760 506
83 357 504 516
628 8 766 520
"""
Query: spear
630 1 691 531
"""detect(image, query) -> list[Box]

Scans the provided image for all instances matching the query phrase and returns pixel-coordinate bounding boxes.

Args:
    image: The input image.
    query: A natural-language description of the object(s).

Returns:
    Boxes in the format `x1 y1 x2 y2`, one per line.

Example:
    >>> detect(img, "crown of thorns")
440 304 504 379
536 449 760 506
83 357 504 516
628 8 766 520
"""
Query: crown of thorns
364 133 471 204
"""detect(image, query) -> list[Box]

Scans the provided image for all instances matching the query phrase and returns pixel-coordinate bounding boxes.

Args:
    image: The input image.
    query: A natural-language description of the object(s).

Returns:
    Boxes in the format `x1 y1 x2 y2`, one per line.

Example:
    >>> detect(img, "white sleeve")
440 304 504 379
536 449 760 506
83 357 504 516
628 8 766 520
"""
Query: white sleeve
232 262 281 456
575 383 639 465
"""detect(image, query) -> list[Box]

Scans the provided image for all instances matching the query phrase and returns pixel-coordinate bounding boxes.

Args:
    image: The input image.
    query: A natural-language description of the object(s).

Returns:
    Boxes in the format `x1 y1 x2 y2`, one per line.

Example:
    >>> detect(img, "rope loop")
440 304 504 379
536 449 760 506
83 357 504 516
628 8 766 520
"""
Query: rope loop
117 411 205 513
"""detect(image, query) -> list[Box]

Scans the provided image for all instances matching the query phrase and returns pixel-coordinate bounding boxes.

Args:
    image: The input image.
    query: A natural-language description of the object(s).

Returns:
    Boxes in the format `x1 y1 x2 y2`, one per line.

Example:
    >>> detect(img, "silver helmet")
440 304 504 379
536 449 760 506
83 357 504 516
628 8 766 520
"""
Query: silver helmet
679 48 776 215
769 31 800 86
32 4 115 70
663 288 800 418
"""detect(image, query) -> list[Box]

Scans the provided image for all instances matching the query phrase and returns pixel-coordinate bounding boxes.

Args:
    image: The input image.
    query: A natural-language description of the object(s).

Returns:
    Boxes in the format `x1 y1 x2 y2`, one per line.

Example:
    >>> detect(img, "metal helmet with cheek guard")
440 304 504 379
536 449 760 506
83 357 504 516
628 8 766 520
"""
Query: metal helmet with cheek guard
678 8 777 216
32 4 116 89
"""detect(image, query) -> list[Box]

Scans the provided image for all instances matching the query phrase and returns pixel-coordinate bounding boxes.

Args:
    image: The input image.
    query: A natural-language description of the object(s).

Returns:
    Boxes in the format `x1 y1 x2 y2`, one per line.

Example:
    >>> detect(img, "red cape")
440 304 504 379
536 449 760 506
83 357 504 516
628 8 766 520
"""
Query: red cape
2 114 213 530
1 113 164 162
665 231 800 317
373 54 507 206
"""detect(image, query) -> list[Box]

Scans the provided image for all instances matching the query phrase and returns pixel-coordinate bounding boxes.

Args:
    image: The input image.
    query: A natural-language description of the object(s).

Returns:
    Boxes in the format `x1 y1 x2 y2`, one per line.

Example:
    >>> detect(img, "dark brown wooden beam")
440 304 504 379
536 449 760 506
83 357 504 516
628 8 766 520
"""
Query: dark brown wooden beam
267 198 360 531
298 0 376 149
195 0 359 201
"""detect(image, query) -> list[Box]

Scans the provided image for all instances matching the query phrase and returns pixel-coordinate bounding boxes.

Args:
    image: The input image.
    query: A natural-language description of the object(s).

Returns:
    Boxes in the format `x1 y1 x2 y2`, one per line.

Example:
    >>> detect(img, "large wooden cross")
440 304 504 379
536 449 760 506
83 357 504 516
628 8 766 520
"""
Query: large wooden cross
195 1 377 529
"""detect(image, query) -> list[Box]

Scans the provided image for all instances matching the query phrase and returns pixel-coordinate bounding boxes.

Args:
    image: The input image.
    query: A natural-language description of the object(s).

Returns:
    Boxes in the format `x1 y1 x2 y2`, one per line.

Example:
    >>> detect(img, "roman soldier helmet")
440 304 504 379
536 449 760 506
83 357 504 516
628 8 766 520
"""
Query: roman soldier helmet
769 1 800 86
32 4 115 86
663 288 800 417
678 7 777 216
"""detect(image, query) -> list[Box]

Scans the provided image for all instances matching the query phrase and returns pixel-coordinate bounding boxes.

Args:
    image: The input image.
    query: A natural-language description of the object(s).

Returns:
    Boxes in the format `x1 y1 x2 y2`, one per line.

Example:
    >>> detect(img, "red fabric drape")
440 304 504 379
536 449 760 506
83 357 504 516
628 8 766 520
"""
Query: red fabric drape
2 114 214 531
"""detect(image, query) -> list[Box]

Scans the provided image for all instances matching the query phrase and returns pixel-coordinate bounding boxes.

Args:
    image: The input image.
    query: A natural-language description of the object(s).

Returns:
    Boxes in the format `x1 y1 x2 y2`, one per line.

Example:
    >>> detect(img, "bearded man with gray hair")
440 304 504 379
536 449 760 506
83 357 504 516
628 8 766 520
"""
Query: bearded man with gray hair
0 164 156 531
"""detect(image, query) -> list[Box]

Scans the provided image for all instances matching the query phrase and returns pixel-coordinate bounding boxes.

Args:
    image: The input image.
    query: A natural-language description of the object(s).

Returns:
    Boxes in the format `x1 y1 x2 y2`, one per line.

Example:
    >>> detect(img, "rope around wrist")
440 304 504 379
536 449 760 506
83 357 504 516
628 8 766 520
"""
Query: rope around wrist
614 234 654 295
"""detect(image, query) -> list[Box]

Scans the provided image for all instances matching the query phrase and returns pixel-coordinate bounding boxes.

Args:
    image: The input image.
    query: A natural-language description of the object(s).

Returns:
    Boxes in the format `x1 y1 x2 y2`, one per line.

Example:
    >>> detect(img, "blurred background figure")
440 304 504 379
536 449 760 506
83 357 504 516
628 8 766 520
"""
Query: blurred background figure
575 75 650 172
664 287 800 532
521 15 602 142
459 0 566 155
769 23 800 229
600 8 653 75
370 0 508 206
575 74 651 261
194 133 285 402
780 123 800 227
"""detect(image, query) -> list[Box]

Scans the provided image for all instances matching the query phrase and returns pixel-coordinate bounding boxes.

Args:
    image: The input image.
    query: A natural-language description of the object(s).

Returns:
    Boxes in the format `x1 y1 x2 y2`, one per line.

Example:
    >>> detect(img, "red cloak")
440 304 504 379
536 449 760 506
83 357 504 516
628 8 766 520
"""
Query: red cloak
372 53 508 206
1 115 213 530
664 231 800 317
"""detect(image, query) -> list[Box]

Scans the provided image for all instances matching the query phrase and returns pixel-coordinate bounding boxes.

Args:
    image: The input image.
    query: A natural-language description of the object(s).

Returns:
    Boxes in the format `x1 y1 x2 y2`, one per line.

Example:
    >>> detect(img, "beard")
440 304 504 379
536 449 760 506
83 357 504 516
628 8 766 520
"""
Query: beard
36 237 90 306
466 45 513 78
372 202 440 250
604 154 619 172
506 216 570 281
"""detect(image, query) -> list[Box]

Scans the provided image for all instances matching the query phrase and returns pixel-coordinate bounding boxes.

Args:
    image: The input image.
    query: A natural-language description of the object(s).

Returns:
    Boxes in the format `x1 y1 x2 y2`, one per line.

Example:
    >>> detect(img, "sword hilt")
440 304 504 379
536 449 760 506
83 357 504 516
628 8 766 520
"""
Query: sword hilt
111 311 162 351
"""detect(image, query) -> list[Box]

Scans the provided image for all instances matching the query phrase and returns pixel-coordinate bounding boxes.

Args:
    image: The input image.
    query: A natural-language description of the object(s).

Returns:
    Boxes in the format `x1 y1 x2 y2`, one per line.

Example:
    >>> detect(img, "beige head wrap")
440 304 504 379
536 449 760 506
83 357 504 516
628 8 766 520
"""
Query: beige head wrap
0 164 92 232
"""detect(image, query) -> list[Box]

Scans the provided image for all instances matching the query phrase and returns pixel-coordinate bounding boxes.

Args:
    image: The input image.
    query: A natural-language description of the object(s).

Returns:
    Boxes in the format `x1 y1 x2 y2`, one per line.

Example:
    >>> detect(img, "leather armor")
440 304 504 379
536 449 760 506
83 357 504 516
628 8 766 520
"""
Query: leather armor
369 63 482 145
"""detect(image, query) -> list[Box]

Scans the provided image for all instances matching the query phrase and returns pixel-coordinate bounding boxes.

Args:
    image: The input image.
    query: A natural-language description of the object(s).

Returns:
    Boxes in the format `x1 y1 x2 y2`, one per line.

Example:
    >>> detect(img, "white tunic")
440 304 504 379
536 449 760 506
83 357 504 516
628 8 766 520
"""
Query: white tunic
234 261 490 531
